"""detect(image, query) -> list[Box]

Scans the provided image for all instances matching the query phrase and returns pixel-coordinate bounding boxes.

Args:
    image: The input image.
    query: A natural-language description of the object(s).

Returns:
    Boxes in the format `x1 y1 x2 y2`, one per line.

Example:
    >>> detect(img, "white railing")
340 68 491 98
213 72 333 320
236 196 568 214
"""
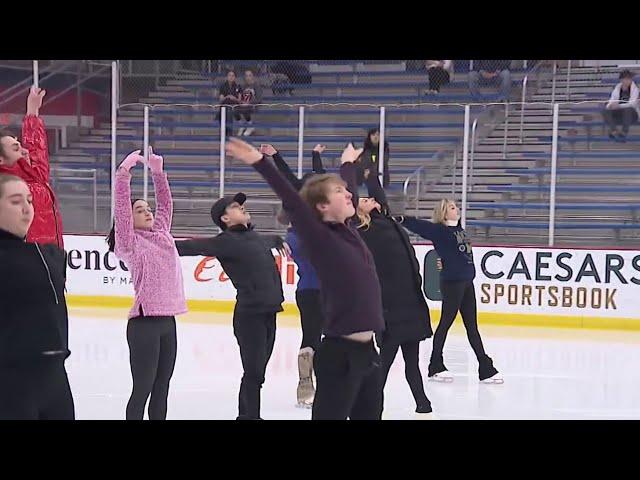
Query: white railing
50 167 98 233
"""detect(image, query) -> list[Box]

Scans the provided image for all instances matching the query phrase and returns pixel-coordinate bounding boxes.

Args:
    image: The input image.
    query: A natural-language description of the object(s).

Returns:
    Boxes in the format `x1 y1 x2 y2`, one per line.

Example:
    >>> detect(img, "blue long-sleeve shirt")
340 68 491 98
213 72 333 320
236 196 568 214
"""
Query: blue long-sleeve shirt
285 228 320 291
401 217 476 282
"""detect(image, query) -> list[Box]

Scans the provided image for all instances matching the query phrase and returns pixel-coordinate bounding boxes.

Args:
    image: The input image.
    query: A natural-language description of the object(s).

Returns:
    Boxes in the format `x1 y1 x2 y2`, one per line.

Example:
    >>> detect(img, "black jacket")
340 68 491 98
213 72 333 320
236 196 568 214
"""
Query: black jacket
348 173 432 343
175 225 285 314
0 229 70 366
358 144 390 188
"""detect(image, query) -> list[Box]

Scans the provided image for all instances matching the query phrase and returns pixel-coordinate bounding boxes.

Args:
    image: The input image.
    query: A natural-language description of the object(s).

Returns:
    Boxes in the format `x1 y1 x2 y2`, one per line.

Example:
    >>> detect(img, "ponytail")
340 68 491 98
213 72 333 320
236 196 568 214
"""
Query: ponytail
106 221 116 252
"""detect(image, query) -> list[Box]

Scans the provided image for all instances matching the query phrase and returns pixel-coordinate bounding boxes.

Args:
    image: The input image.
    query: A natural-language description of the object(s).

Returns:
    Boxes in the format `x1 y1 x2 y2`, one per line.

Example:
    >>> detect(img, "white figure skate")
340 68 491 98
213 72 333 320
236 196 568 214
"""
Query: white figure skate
296 347 315 408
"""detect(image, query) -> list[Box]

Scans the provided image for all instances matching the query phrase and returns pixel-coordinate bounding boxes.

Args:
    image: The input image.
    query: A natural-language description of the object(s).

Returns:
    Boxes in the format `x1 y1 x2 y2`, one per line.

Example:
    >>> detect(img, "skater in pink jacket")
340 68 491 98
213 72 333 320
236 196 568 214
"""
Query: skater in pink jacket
107 147 187 420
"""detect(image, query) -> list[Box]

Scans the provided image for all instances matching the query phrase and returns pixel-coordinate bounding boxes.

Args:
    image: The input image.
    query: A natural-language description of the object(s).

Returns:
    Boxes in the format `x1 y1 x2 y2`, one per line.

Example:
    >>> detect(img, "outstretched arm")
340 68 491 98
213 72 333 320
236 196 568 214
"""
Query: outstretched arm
175 236 229 257
397 216 443 241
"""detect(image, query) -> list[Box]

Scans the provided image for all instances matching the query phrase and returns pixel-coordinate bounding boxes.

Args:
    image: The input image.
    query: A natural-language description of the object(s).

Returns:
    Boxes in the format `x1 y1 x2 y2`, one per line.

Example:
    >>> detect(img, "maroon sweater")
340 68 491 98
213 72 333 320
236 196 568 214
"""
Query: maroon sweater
254 157 384 337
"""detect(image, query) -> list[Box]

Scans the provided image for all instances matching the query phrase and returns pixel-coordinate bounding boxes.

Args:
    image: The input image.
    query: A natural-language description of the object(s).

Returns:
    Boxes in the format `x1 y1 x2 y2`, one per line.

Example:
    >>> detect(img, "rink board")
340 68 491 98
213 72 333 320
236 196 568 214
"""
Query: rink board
63 235 640 330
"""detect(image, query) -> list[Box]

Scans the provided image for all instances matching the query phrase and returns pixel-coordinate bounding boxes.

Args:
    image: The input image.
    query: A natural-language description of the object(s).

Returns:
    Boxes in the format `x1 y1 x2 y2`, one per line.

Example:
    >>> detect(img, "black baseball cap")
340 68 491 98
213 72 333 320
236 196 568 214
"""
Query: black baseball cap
210 192 247 229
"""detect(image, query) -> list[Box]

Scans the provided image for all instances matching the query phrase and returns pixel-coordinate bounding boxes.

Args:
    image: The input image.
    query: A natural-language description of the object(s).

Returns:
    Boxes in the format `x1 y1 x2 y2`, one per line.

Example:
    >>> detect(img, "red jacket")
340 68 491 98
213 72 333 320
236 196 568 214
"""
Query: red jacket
0 115 64 248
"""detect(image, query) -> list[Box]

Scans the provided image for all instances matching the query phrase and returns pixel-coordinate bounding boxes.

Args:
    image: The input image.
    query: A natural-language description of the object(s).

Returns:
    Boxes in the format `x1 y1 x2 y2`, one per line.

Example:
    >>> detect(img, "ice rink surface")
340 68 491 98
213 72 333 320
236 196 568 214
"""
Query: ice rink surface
66 307 640 420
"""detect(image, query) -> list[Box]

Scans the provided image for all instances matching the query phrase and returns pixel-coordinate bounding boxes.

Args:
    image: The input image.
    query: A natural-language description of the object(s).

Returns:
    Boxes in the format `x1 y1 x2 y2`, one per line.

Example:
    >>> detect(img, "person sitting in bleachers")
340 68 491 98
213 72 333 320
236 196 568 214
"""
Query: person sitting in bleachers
468 60 512 103
425 60 453 95
216 70 242 137
603 70 640 143
237 69 263 137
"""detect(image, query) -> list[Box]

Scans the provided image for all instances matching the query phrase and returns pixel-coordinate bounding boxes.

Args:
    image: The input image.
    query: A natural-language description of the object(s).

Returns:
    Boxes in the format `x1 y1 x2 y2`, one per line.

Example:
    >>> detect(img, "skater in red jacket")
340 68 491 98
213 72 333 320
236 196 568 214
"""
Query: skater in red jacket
0 87 63 247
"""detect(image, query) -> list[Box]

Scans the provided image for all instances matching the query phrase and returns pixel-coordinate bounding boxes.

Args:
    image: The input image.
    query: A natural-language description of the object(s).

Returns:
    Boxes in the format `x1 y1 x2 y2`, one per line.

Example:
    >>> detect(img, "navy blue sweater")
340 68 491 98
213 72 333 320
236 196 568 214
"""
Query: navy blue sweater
254 157 384 337
285 228 320 291
401 217 476 282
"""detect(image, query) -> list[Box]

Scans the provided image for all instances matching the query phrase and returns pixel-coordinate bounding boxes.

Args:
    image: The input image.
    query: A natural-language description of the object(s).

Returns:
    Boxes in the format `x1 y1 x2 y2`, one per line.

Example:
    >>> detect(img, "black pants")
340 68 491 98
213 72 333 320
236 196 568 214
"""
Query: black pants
0 357 74 420
216 104 241 135
236 105 254 123
430 281 497 380
428 67 450 92
296 289 324 352
379 339 430 409
312 337 382 420
602 108 638 134
126 316 177 420
233 310 277 420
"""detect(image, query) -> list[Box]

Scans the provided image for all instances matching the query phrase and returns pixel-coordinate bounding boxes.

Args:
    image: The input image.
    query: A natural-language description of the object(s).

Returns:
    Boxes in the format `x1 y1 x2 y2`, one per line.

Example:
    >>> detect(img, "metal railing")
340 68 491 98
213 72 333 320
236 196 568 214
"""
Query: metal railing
50 167 98 233
469 118 478 191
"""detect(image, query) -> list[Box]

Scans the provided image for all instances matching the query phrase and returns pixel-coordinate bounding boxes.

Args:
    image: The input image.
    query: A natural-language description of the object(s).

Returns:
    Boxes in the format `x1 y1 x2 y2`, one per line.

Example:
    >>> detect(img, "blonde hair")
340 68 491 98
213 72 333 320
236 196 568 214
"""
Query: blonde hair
299 174 346 220
356 208 372 230
432 198 455 224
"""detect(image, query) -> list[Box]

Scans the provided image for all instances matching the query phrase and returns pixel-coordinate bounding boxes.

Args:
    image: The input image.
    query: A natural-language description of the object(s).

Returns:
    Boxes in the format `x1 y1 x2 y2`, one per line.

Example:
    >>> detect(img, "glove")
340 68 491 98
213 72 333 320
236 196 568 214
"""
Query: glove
148 146 164 173
119 150 143 172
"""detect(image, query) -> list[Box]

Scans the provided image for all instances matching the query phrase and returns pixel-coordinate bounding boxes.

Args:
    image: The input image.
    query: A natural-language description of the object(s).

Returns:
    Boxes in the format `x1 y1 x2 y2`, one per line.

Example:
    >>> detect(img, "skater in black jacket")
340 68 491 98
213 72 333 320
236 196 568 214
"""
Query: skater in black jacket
343 166 433 415
398 199 503 384
175 193 288 420
0 174 74 420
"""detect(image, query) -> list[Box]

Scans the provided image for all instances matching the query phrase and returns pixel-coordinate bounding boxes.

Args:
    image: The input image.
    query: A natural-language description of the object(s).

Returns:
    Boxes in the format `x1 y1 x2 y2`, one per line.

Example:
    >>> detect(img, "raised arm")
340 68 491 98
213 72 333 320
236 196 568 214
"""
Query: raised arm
146 147 173 233
114 150 144 260
226 138 328 253
364 168 389 212
21 87 49 183
261 144 303 191
312 144 327 174
339 161 359 210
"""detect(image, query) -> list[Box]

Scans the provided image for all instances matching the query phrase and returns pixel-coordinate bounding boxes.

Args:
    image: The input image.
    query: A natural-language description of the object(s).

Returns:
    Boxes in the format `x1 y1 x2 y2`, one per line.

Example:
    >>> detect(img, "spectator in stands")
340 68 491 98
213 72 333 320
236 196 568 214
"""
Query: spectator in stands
237 69 263 137
603 70 640 142
359 128 390 188
425 60 453 95
468 60 512 103
216 70 243 136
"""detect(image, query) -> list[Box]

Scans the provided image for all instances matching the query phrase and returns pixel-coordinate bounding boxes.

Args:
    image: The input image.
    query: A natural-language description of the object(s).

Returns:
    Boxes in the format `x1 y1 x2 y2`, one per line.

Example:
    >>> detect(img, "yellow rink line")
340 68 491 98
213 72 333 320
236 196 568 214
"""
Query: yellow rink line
66 295 640 332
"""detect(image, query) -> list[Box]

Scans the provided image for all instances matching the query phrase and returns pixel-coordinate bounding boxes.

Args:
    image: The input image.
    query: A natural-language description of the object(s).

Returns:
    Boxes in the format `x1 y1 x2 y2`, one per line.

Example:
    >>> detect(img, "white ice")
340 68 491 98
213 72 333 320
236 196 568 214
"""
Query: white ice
66 308 640 420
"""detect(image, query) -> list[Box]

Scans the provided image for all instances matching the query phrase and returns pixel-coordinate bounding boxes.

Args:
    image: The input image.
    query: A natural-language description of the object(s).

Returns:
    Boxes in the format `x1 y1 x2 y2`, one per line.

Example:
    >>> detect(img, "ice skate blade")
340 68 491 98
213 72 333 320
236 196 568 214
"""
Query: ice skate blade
295 401 314 409
480 377 504 385
414 412 436 420
428 376 454 383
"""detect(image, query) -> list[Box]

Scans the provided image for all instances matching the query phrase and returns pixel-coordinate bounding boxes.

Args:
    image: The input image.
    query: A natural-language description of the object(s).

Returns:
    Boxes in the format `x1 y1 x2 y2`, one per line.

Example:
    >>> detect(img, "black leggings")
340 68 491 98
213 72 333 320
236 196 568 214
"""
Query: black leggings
233 310 277 420
602 108 638 134
0 357 74 420
312 337 382 420
126 316 177 420
430 281 497 380
296 289 324 351
379 339 429 408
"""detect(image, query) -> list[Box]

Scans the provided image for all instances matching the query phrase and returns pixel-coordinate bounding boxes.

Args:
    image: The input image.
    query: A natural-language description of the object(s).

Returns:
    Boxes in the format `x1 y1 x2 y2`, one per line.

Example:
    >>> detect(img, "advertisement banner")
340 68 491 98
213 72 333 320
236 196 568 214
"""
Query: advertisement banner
64 236 640 320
